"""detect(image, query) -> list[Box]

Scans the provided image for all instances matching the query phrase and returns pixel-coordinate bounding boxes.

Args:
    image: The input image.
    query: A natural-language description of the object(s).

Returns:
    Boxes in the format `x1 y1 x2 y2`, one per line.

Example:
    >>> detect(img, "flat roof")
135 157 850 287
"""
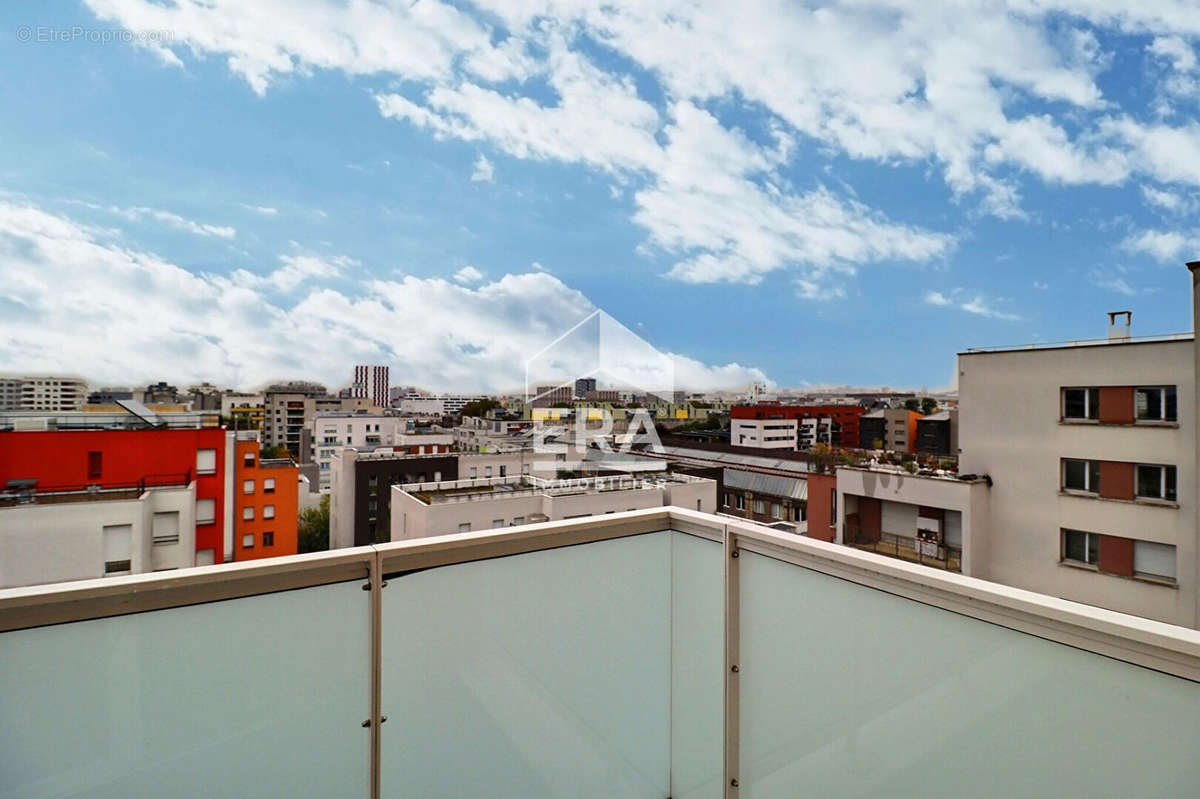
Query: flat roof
960 332 1192 355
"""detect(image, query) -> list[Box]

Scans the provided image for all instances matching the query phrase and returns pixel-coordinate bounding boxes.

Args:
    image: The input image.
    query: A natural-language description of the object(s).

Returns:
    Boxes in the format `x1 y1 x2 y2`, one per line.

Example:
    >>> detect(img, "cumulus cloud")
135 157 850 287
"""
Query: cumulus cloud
0 200 767 392
453 265 484 283
1121 228 1195 262
924 288 1023 320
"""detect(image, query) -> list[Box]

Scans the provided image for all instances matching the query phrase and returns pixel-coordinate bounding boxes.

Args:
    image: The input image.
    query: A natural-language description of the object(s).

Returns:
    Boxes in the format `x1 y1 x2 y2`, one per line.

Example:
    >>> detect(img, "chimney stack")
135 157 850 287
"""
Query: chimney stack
1106 310 1131 341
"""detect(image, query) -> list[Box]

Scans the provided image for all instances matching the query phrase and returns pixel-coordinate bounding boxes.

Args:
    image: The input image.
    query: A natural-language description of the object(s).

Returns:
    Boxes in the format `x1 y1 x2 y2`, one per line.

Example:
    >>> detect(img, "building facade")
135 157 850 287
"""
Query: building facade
0 425 231 568
0 377 87 412
330 450 458 548
232 434 300 560
859 408 922 452
958 319 1195 627
353 365 391 410
391 473 716 540
731 403 865 449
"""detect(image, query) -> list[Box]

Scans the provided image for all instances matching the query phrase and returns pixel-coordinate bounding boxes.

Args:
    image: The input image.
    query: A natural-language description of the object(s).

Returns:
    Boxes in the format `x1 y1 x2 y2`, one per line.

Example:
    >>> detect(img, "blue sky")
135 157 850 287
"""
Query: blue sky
1 0 1199 393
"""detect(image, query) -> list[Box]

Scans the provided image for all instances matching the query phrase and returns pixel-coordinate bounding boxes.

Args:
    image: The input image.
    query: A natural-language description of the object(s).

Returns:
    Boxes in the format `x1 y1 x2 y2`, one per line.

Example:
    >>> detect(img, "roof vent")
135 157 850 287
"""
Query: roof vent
1107 310 1131 340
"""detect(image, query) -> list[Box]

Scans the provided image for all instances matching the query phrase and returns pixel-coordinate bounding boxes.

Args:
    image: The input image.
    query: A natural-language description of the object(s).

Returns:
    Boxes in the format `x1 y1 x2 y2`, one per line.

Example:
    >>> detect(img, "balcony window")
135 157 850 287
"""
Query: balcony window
1062 387 1099 420
771 503 783 519
196 448 217 475
1062 459 1100 493
1136 386 1177 422
243 479 254 495
735 495 745 511
1136 464 1177 501
87 450 102 479
243 451 255 468
263 531 274 547
1063 529 1100 566
722 492 731 507
264 478 275 493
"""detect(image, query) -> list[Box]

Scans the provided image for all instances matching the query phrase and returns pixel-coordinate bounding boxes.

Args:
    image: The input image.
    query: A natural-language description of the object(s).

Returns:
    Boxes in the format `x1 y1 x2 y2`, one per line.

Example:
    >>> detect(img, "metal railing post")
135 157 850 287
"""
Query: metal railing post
366 549 384 799
724 524 741 798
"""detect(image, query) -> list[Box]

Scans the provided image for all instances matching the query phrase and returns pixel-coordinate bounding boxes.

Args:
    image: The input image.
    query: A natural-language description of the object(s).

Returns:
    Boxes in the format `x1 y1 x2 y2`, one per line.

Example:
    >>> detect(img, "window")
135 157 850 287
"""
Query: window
492 519 506 528
793 505 806 522
458 523 471 533
243 451 255 467
485 466 493 477
1062 459 1100 493
499 465 507 477
195 498 215 525
522 464 530 475
735 495 745 510
512 516 525 525
1134 541 1176 581
196 448 217 474
771 503 783 519
263 504 275 519
831 489 837 525
1063 529 1100 566
243 507 254 521
722 492 731 507
88 450 102 479
1062 388 1099 420
243 533 255 548
469 467 478 478
103 524 132 575
263 531 274 547
754 499 766 514
368 475 378 489
243 479 255 494
1136 464 1177 501
152 511 180 545
263 477 275 493
1135 386 1177 422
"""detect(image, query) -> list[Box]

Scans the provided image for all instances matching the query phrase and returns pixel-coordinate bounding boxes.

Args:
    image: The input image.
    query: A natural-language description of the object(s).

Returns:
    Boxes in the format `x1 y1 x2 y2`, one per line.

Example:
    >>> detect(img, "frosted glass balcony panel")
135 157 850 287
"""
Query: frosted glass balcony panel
670 532 724 799
0 581 370 799
380 531 678 799
738 550 1200 798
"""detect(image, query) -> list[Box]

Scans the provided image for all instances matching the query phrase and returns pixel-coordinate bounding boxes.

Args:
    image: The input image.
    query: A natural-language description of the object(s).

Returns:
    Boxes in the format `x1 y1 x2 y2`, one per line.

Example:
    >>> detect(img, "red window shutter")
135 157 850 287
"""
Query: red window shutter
1098 387 1135 424
1098 461 1135 501
1098 535 1134 577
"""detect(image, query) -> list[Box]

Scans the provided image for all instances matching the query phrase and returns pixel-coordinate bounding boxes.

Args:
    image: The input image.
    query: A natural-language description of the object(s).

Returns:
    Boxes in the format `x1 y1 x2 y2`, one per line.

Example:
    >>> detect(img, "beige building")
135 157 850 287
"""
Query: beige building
958 307 1195 628
390 473 716 540
0 376 87 412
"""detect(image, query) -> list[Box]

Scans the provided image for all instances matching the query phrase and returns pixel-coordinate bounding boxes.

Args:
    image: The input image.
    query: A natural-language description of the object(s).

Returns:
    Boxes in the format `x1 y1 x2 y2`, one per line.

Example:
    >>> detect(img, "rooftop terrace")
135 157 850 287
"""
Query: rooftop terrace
1 508 1198 798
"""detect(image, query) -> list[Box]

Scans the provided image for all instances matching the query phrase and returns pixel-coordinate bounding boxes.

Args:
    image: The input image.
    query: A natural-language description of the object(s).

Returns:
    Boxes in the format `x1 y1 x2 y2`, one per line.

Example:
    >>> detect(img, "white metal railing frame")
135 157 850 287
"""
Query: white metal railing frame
2 506 1200 799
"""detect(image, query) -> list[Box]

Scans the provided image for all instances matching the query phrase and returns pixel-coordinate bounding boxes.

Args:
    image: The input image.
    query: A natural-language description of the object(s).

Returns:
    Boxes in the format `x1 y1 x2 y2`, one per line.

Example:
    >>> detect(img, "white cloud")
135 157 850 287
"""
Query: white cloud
1121 228 1195 261
1149 36 1198 73
470 154 495 183
241 204 278 216
453 265 484 284
0 200 766 392
924 288 1023 320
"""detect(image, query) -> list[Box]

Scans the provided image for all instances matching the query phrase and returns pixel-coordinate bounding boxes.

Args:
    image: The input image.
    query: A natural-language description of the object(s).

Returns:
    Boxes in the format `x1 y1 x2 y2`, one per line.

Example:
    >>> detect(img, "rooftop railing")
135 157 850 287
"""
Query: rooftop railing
2 508 1198 798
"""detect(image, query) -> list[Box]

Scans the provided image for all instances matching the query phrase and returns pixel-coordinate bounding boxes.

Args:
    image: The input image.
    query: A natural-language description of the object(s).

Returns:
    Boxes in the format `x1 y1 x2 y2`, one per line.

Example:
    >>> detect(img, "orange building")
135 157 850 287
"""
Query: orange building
233 434 299 561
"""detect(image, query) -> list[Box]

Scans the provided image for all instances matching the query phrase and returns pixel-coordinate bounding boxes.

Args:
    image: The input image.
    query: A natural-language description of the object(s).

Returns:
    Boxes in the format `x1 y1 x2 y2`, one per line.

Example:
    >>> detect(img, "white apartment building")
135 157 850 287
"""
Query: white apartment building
797 416 833 449
0 480 197 588
312 413 452 490
731 418 797 449
390 473 716 540
0 377 87 412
